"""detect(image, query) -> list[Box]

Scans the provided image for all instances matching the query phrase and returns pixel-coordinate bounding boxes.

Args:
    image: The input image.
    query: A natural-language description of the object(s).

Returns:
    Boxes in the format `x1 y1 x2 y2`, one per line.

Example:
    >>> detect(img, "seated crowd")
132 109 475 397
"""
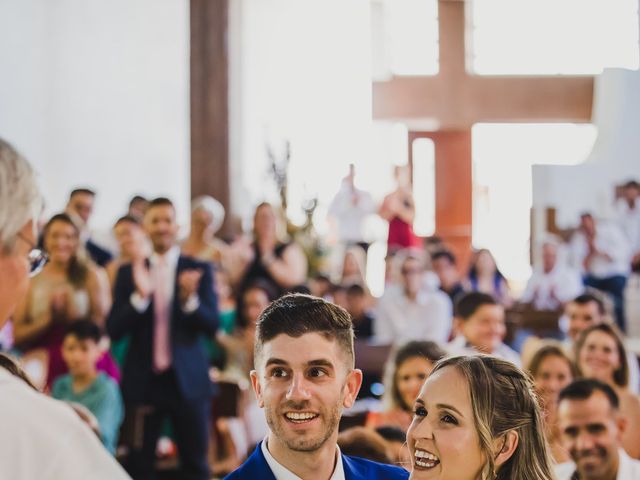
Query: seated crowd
1 176 640 480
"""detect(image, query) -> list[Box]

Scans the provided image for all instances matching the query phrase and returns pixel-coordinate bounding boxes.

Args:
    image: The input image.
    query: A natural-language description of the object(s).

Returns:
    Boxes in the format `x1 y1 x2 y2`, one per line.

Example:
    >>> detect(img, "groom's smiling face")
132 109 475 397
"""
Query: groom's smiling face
251 332 361 453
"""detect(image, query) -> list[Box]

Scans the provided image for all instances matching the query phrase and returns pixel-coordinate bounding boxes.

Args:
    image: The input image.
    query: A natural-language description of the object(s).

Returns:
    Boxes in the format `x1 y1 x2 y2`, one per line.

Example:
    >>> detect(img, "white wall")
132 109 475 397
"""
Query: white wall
0 0 190 229
533 68 640 229
229 0 375 228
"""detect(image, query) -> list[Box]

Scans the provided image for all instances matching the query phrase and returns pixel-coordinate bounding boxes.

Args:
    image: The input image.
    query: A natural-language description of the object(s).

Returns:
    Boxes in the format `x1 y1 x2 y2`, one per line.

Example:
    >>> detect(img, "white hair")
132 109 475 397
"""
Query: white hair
191 195 225 234
0 139 42 254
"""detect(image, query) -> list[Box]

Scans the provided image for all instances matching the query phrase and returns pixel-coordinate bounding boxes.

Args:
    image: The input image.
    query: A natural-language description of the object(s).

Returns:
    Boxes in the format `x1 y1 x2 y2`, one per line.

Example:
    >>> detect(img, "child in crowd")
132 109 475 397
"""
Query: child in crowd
52 320 123 454
448 292 521 366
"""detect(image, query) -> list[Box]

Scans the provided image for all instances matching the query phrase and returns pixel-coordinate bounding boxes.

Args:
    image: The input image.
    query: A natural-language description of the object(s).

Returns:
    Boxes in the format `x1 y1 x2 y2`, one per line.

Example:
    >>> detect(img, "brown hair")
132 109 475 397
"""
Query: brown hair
43 213 90 288
430 355 554 480
387 341 446 411
528 343 578 380
575 323 629 387
254 293 354 368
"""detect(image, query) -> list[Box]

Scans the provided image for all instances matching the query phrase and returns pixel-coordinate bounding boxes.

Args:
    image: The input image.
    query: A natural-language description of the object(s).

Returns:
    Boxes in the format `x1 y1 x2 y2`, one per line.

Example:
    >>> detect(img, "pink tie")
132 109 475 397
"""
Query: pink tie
153 257 172 372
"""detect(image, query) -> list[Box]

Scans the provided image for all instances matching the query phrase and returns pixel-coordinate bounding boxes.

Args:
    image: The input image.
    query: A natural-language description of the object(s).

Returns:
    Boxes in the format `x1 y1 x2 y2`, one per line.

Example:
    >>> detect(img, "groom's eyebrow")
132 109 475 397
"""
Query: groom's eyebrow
265 358 289 368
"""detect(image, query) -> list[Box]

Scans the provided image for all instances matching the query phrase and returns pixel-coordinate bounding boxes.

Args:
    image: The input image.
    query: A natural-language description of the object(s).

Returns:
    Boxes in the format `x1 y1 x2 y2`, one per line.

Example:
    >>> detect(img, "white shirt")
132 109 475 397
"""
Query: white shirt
0 368 130 479
446 335 522 367
261 438 345 480
374 285 453 345
520 265 584 310
555 449 640 480
616 199 640 253
328 181 376 243
569 222 631 278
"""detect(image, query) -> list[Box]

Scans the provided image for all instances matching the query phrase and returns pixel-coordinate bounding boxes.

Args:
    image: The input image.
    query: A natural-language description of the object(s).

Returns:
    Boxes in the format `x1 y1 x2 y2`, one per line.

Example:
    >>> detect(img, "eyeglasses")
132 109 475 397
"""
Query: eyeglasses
17 233 48 277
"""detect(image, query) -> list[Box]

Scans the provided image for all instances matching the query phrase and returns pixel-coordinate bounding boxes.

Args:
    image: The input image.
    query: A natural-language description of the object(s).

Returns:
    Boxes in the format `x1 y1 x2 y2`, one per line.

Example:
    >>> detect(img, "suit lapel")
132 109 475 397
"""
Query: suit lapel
238 444 277 480
343 455 365 479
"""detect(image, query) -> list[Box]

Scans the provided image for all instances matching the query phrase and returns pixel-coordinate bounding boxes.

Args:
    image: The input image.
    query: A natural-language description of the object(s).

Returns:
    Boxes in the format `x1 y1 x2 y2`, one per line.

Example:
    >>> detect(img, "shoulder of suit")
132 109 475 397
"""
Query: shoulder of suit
343 455 409 478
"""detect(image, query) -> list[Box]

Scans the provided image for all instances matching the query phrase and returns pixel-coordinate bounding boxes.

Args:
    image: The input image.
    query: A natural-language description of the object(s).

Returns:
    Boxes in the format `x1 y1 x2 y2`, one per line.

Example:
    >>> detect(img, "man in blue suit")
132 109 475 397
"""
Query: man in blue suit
226 294 408 480
107 197 218 480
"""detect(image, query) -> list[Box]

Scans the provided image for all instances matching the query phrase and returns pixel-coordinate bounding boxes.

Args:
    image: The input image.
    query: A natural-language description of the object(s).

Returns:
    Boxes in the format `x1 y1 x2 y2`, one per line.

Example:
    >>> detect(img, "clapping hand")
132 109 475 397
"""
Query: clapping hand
178 269 203 304
132 260 153 299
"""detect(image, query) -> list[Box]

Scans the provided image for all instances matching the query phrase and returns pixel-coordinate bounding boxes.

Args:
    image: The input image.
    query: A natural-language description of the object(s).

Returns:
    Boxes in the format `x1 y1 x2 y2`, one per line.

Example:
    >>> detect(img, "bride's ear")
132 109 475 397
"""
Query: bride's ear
494 430 519 468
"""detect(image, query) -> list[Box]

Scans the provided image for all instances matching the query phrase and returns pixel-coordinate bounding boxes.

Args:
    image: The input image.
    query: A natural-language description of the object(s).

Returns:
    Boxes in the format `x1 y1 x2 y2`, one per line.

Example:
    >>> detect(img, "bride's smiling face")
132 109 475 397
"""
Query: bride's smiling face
407 366 485 480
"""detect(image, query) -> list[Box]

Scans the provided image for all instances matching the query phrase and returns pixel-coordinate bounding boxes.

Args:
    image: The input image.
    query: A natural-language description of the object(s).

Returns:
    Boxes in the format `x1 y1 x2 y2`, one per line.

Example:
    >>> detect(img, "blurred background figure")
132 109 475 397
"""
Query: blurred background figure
105 216 149 290
13 213 115 388
328 163 376 254
367 340 445 432
379 165 420 253
465 248 513 307
127 195 149 223
431 249 466 305
574 323 640 458
528 343 577 463
182 195 228 268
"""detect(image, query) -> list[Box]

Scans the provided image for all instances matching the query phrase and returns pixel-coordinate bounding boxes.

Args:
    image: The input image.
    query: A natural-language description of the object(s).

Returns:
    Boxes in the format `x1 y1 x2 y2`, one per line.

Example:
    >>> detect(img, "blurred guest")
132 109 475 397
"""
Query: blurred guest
230 202 307 298
127 195 149 222
328 164 376 253
309 273 333 300
13 213 114 387
431 250 466 304
65 188 112 267
182 195 228 267
105 215 149 290
448 292 521 366
52 320 123 454
570 212 630 331
340 245 368 287
375 253 452 345
367 340 445 432
330 283 349 310
465 248 512 307
616 180 640 260
564 293 639 394
556 379 640 479
379 166 420 252
337 427 391 464
107 197 219 480
521 236 583 311
528 343 577 463
575 323 640 458
346 283 374 341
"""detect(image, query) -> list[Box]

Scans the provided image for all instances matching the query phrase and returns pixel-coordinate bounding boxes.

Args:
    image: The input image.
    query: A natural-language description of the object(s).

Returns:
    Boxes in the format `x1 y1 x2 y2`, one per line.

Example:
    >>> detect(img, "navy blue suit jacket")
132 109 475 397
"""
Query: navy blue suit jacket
224 442 409 480
106 255 218 402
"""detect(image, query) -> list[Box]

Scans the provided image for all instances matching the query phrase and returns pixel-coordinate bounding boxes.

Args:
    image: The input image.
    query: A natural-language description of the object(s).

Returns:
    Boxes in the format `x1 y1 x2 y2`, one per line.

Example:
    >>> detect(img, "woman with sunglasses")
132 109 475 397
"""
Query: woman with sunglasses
13 213 115 388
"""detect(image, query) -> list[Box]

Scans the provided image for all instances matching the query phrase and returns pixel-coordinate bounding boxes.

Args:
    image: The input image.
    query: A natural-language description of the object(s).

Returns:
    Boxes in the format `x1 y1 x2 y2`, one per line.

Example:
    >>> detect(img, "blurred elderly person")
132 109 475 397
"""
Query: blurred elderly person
182 195 228 267
0 137 129 479
569 212 631 331
229 202 307 297
521 235 583 311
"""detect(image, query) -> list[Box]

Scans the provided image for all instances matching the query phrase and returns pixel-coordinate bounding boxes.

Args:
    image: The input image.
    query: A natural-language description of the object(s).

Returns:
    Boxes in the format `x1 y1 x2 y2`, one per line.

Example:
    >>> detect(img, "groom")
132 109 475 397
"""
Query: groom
225 294 408 479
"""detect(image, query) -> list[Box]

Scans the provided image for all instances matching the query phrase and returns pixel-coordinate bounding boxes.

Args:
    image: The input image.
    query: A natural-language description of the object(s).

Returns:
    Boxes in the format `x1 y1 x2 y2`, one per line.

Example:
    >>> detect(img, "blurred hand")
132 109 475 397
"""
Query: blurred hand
178 269 203 303
132 260 152 298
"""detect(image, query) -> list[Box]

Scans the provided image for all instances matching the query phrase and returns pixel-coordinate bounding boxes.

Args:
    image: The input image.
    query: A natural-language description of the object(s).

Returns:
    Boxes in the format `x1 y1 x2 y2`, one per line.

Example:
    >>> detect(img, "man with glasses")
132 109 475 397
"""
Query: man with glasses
374 252 452 345
0 138 130 479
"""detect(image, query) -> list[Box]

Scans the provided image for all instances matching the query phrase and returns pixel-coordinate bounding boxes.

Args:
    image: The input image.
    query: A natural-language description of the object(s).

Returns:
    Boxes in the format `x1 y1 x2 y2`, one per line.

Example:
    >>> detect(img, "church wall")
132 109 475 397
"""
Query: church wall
0 0 190 229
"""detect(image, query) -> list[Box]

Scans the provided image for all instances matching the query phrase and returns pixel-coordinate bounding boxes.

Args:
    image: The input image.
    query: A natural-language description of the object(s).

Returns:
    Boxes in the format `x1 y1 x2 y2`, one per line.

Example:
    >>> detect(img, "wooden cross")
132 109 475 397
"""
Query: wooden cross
374 0 593 267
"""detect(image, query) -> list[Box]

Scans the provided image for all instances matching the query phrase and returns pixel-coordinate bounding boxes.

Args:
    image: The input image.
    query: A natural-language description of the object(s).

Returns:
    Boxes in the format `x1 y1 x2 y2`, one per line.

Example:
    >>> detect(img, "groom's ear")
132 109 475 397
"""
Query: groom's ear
250 370 265 408
342 368 363 409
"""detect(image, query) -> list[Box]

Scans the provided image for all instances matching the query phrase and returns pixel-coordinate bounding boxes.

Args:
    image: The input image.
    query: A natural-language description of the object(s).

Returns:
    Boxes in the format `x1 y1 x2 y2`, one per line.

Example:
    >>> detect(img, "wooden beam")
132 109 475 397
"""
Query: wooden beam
190 0 230 232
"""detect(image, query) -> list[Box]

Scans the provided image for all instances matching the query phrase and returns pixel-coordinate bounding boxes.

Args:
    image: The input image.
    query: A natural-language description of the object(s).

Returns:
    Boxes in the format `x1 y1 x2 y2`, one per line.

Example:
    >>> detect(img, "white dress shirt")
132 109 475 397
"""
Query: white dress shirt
328 181 376 244
446 335 522 367
261 438 345 480
520 265 584 310
569 222 631 278
555 449 640 479
0 368 130 479
374 285 453 345
616 199 640 253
